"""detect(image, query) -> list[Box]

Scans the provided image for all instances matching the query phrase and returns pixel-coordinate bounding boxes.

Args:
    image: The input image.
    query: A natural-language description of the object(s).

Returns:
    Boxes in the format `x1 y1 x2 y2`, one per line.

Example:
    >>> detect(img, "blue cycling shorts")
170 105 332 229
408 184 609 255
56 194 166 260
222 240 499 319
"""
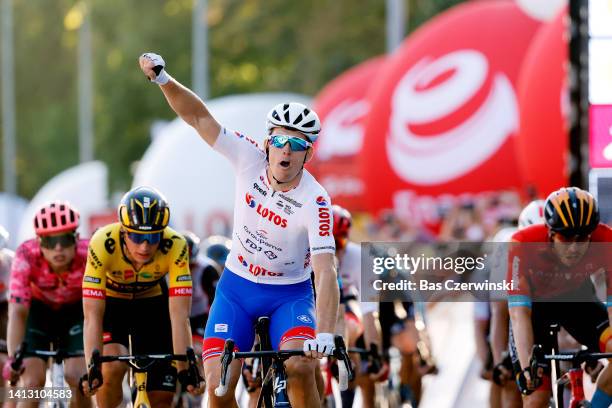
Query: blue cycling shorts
202 268 316 361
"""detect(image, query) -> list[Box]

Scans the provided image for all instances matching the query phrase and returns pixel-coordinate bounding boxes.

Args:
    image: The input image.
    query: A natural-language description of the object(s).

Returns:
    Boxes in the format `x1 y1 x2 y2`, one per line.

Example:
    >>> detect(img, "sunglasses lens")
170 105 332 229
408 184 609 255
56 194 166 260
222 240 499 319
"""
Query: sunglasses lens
127 232 161 245
270 135 309 151
40 234 76 249
288 139 308 151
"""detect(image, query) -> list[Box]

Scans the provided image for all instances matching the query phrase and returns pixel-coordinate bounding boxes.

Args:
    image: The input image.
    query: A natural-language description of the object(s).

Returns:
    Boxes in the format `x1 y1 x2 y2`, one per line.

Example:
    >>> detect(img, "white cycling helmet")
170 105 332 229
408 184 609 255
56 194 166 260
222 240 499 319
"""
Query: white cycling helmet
518 199 545 230
266 102 321 142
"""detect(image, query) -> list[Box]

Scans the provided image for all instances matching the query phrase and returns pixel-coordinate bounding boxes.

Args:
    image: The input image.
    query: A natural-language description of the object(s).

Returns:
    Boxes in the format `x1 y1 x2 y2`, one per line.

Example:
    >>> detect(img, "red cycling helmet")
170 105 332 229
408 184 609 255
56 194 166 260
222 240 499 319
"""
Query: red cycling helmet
332 205 352 249
33 201 80 236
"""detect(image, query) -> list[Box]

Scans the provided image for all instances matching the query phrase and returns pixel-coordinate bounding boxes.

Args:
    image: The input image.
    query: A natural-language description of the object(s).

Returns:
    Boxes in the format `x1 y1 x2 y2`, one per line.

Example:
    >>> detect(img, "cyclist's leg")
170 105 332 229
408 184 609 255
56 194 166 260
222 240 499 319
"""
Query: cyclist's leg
202 272 256 407
270 288 317 408
131 295 176 407
508 305 552 408
58 301 91 407
19 300 52 408
97 297 130 408
344 302 366 407
353 334 379 408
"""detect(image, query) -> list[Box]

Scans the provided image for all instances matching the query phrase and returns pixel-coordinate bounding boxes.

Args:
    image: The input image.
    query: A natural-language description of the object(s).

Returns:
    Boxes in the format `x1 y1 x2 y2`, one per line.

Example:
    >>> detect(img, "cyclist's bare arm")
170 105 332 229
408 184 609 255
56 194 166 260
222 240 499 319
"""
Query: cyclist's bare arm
312 253 339 334
508 305 534 368
83 298 105 367
491 301 510 363
6 303 28 356
138 55 221 146
169 296 193 372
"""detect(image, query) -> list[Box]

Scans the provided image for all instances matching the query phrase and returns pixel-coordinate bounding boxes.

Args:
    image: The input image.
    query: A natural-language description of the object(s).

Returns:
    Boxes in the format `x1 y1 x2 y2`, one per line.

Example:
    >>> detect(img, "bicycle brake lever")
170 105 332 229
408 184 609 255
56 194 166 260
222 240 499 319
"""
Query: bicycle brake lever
214 340 235 397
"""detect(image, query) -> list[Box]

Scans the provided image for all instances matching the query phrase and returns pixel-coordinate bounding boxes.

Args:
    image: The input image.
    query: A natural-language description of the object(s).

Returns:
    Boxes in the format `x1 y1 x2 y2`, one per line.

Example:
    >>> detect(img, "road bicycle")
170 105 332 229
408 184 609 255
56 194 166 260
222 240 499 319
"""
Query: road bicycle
530 324 612 408
87 347 200 408
216 316 354 407
11 342 83 407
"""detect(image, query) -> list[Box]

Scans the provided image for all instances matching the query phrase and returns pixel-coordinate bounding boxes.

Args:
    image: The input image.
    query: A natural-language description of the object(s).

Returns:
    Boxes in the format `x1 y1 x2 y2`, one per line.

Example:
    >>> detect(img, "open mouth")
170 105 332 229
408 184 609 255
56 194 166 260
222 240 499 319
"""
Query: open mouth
280 161 290 168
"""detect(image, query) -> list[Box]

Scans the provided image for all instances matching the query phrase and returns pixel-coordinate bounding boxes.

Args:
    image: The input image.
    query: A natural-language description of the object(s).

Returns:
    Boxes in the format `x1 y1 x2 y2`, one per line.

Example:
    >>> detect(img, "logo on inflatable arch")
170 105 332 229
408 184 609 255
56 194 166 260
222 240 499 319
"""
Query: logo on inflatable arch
386 50 519 186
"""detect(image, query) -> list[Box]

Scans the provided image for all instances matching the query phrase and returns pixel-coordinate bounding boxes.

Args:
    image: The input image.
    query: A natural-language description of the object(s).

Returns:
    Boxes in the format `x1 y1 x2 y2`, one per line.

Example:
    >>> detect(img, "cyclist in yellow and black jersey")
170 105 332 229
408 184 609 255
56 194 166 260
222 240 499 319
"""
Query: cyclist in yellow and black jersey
82 223 192 300
81 186 204 407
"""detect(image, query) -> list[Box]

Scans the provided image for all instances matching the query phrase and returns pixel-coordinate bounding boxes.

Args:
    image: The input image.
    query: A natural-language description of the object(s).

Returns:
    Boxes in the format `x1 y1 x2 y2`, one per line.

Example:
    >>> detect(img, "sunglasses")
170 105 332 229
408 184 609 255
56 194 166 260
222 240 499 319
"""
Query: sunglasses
39 233 76 249
269 135 312 152
553 232 591 243
126 231 162 245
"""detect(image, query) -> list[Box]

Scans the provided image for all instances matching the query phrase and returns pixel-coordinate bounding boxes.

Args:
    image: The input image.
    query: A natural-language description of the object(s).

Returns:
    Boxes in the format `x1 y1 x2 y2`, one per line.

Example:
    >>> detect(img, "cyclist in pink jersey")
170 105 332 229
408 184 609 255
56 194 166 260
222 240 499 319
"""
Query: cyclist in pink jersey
3 202 91 407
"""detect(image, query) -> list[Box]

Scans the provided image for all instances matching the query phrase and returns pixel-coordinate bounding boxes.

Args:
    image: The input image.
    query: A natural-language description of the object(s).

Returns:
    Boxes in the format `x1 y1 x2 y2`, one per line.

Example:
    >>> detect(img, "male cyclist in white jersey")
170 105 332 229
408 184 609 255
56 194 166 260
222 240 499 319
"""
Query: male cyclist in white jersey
139 53 339 408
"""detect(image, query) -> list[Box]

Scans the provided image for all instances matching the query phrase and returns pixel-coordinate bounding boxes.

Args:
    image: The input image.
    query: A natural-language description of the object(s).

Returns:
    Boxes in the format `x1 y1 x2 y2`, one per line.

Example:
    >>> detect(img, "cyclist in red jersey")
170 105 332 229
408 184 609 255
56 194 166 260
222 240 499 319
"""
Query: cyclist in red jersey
3 202 91 407
507 187 612 408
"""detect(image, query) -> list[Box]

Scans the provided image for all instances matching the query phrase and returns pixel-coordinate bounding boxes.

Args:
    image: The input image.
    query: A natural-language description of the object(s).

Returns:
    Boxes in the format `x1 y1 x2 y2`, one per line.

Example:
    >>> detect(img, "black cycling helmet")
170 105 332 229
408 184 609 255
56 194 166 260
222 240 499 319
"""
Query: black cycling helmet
544 187 599 237
118 186 170 233
182 230 201 262
201 235 231 269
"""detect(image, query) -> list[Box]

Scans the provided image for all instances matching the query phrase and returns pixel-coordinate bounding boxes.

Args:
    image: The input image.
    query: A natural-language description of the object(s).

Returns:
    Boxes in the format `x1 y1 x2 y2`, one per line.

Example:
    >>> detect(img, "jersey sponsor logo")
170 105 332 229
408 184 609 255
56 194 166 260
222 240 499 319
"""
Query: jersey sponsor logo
110 270 122 277
253 183 268 196
260 175 270 189
312 246 335 252
124 270 134 279
141 272 153 279
245 193 256 208
242 226 283 252
264 250 278 260
238 254 284 277
304 251 311 269
316 196 328 206
318 207 331 236
297 315 312 324
104 238 116 254
175 245 188 266
89 248 103 268
245 237 262 252
169 287 193 296
278 193 303 208
256 206 288 228
84 276 101 284
214 323 228 333
234 131 244 139
245 194 288 228
176 274 192 282
83 288 105 299
160 238 173 254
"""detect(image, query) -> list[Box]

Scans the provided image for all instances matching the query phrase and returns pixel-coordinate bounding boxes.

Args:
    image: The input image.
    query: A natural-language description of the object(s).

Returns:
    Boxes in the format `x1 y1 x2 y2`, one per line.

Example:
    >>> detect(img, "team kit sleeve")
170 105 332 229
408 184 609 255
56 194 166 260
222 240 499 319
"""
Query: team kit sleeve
8 244 33 306
306 193 336 256
82 231 108 300
212 127 266 172
167 236 193 297
506 239 532 308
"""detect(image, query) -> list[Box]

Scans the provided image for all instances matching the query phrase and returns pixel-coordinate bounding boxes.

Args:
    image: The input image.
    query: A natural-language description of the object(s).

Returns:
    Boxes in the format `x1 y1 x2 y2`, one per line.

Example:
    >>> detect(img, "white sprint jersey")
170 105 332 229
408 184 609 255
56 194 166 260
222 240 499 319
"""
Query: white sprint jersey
213 127 336 284
339 242 378 314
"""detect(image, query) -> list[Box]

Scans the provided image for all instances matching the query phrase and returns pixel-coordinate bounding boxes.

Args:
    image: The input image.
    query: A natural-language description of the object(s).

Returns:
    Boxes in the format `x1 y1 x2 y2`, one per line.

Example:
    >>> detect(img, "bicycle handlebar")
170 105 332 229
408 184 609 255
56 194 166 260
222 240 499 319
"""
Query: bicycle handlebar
215 335 354 397
90 348 198 372
531 345 612 367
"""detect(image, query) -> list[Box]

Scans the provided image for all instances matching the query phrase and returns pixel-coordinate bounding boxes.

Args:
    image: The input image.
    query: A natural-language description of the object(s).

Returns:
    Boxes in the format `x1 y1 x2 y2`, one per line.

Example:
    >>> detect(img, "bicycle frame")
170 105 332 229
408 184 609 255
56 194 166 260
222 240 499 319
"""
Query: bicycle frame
88 348 199 408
